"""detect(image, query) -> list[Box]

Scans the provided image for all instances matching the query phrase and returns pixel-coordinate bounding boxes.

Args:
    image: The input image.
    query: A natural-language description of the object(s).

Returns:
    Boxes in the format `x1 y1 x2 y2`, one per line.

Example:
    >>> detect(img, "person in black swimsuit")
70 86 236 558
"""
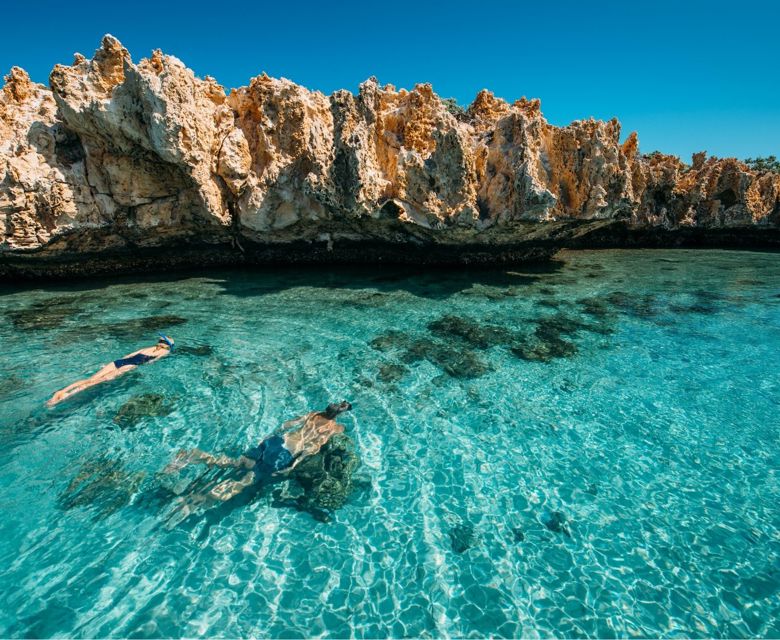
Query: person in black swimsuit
164 401 352 509
47 334 174 406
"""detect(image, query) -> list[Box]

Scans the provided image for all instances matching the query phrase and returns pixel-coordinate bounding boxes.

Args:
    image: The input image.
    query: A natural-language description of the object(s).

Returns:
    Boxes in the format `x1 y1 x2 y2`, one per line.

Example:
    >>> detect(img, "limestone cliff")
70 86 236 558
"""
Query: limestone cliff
1 36 778 275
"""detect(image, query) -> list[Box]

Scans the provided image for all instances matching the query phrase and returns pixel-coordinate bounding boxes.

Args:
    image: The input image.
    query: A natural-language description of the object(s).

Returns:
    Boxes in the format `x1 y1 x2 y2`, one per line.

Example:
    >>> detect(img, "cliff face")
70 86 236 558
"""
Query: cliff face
1 36 778 274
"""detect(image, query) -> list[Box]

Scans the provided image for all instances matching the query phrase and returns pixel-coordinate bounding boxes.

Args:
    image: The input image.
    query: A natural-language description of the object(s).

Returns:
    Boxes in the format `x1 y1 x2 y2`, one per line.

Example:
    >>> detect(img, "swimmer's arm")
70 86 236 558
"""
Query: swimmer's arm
274 455 305 475
274 442 320 476
275 413 312 435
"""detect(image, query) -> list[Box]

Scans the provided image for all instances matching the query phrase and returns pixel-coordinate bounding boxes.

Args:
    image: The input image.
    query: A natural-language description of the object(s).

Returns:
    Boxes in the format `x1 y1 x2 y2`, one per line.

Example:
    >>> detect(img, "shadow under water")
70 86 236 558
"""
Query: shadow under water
209 262 566 301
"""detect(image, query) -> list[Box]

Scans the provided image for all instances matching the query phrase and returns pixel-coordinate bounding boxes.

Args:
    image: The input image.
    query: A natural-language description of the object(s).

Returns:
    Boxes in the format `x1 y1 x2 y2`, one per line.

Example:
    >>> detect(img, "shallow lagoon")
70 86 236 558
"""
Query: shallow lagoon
0 249 778 638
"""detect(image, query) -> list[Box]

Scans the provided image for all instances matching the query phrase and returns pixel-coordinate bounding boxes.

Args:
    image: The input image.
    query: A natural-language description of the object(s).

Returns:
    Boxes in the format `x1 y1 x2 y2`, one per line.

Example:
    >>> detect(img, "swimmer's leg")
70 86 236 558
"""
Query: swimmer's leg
207 472 256 502
163 493 211 530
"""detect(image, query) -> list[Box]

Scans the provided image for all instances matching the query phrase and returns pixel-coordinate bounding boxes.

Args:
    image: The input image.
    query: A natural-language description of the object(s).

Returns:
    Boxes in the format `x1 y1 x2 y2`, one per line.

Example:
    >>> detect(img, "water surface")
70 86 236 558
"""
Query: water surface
0 249 778 638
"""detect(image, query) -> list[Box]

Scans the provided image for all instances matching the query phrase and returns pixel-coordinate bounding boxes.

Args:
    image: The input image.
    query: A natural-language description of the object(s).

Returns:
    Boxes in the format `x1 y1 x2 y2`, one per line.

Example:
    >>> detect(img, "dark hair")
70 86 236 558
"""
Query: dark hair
323 401 352 419
323 403 340 419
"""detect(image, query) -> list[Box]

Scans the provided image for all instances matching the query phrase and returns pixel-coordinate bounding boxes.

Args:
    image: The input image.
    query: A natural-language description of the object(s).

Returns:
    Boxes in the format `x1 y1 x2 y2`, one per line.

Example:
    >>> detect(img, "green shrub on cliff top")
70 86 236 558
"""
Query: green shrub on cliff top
744 156 780 173
443 97 468 120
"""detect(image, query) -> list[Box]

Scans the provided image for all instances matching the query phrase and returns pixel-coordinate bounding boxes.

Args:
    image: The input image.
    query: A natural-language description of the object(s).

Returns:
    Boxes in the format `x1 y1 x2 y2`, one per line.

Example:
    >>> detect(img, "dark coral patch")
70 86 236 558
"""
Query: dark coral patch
536 313 614 337
606 291 657 318
176 345 214 356
369 330 410 352
542 510 571 538
276 434 366 521
58 458 145 520
6 304 78 330
511 336 578 362
576 297 614 319
371 327 490 378
113 393 175 428
101 315 188 338
378 362 407 383
449 522 478 553
427 315 516 349
402 339 491 378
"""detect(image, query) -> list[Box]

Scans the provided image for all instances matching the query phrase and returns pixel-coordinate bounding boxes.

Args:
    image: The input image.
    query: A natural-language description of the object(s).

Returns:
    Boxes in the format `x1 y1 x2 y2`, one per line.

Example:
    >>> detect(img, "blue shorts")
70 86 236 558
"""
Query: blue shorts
244 436 294 482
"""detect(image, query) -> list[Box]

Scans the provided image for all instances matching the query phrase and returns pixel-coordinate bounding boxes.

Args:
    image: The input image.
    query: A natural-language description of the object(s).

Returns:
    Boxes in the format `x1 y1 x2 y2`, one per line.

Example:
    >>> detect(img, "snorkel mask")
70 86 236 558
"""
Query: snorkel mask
158 334 175 350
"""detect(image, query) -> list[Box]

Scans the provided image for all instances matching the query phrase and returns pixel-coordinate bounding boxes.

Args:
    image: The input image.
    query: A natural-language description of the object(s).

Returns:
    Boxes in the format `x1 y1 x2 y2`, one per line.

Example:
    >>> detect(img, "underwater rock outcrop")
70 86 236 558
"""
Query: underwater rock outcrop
1 35 779 276
274 433 367 521
113 393 175 428
58 458 145 520
449 521 478 553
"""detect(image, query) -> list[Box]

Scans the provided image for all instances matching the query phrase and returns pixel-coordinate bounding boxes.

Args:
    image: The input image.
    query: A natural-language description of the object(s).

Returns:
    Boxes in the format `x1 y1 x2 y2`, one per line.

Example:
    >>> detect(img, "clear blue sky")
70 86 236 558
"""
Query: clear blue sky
2 0 777 160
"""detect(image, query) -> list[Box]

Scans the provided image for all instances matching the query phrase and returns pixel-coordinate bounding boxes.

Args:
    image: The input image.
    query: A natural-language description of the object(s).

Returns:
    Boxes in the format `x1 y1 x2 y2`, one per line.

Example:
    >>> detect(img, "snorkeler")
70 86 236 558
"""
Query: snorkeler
165 401 352 505
46 334 174 407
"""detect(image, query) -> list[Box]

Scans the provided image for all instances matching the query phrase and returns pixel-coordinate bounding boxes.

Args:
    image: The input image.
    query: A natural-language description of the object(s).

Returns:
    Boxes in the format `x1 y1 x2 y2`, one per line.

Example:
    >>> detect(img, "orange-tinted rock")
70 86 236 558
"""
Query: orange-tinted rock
0 35 777 262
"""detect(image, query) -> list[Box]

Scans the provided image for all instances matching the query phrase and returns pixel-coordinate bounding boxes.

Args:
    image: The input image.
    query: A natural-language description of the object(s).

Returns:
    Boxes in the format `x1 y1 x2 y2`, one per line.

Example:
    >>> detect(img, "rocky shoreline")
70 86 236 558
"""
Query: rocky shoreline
2 35 778 279
3 221 777 279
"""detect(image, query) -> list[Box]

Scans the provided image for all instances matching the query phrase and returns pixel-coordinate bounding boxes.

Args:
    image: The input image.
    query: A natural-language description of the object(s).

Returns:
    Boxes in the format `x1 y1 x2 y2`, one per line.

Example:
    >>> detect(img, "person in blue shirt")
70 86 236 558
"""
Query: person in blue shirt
47 334 174 406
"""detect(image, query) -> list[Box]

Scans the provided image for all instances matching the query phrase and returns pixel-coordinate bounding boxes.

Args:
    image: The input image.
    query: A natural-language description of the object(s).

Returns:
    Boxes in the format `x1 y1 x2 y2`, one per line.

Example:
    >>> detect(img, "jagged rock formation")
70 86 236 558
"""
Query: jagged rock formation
1 36 778 276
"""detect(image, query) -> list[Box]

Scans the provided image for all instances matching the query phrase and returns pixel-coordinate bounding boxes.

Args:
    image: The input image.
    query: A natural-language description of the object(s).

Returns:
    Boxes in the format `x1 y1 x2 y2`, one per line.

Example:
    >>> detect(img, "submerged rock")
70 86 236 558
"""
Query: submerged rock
606 292 658 318
377 362 408 383
510 310 616 362
6 303 78 330
100 315 188 337
403 338 491 378
512 336 578 362
175 344 214 357
113 393 175 428
58 458 144 519
284 433 365 518
0 374 25 398
449 522 478 553
369 331 411 353
536 313 613 337
427 314 517 349
542 510 571 538
577 296 614 319
371 329 490 378
512 526 525 543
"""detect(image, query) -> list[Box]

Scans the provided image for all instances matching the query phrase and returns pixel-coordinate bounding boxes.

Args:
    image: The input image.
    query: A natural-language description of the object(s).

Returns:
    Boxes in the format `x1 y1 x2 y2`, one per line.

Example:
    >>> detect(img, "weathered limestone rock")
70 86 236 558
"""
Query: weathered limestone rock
48 36 234 237
1 35 778 275
0 66 99 249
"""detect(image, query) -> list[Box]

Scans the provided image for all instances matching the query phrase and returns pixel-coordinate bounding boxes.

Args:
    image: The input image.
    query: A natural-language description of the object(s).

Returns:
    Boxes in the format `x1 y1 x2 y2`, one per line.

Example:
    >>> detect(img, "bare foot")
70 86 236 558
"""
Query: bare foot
46 392 65 407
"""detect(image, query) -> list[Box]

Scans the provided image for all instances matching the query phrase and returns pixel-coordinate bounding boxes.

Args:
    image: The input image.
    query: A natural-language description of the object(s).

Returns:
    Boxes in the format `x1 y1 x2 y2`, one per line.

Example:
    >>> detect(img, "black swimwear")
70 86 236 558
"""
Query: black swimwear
244 435 294 482
113 353 155 368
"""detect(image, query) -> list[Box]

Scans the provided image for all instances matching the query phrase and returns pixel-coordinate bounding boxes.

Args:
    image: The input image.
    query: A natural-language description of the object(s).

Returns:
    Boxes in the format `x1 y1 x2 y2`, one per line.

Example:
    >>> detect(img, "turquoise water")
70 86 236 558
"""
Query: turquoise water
0 249 779 638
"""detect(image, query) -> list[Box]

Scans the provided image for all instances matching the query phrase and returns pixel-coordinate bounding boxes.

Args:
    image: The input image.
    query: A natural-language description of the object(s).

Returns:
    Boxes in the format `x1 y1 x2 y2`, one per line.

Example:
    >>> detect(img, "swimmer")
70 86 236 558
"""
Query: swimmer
165 401 352 506
47 334 174 407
